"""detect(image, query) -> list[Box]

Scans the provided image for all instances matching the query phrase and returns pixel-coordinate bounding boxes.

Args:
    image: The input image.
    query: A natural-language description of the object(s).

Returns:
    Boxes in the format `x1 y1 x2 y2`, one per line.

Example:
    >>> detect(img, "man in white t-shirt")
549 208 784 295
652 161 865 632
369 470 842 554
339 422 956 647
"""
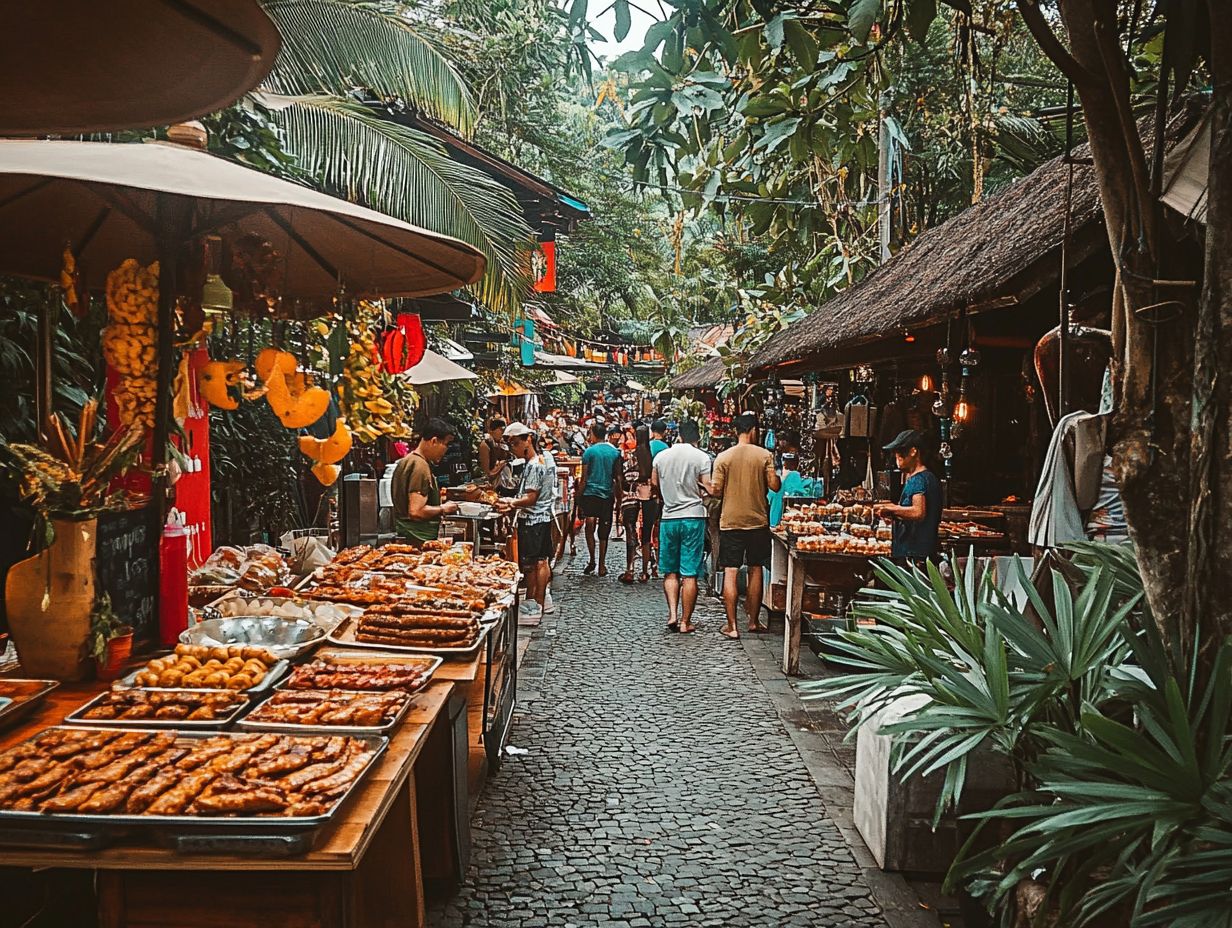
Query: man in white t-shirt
650 419 714 633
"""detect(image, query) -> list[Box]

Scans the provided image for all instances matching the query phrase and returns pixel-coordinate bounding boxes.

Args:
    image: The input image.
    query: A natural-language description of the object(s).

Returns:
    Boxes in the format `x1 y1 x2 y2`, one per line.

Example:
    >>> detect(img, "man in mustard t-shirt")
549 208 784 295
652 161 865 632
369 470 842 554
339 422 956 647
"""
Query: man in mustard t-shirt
710 412 781 639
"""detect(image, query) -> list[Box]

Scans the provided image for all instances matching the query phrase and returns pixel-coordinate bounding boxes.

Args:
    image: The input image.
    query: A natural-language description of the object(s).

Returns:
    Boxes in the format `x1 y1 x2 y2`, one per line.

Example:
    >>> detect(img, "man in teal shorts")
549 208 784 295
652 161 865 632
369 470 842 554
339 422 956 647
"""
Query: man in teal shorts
650 419 713 633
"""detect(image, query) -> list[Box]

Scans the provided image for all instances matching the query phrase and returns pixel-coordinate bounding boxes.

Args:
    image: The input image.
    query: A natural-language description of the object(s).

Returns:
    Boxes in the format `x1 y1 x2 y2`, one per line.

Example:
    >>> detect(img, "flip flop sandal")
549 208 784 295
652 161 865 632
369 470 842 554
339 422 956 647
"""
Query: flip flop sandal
583 562 596 575
638 573 650 583
720 629 741 640
619 572 635 584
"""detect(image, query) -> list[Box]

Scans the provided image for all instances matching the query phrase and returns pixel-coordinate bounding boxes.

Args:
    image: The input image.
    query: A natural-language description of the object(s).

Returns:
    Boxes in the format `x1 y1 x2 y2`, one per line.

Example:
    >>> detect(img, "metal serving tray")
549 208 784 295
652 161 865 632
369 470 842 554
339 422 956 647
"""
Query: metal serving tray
63 689 250 731
0 679 58 729
234 688 413 736
0 727 387 832
327 616 485 659
117 658 291 695
284 649 443 694
207 592 362 630
180 616 326 662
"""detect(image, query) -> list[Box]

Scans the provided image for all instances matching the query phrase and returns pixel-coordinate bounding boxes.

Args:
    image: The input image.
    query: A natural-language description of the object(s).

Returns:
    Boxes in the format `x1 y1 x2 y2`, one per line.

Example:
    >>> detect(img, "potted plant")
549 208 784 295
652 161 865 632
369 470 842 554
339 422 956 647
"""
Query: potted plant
0 401 145 680
88 592 133 681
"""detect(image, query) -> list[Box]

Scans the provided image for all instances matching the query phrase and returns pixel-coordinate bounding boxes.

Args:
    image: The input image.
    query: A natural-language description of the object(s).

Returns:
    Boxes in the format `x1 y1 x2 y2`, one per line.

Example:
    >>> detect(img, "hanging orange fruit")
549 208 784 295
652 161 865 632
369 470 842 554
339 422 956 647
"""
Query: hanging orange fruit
310 462 341 486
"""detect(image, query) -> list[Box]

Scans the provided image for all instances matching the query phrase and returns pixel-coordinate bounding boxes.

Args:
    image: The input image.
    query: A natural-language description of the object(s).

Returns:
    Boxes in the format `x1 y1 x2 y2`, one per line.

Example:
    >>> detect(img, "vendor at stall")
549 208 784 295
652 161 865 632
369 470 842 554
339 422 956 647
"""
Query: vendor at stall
391 417 460 543
875 429 942 563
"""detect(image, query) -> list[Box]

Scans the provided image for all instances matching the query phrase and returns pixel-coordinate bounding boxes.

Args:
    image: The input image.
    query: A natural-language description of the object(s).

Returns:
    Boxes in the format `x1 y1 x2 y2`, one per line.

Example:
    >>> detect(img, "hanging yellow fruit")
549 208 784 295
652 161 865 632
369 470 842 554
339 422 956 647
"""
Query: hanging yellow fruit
255 347 297 383
310 462 341 486
266 369 329 429
199 359 244 410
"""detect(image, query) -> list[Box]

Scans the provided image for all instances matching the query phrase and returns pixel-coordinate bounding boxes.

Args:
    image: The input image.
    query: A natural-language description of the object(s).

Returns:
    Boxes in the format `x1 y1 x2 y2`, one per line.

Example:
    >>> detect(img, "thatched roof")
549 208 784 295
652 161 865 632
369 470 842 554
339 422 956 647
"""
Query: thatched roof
671 356 726 391
749 145 1108 372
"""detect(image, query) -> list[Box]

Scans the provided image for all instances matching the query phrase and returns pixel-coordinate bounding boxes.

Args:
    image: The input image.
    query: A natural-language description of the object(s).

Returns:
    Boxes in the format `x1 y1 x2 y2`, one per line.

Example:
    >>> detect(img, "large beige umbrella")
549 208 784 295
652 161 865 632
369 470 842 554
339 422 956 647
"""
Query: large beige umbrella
0 137 486 545
0 139 485 304
0 1 281 135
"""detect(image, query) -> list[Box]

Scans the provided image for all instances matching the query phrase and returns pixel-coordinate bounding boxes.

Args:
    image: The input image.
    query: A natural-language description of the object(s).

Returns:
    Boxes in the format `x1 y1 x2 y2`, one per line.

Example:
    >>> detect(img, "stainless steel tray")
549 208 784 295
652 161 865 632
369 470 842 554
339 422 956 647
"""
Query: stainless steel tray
207 592 362 630
180 616 326 661
234 688 413 736
118 658 291 695
0 679 58 729
283 649 443 694
0 727 387 831
327 616 485 659
63 689 250 730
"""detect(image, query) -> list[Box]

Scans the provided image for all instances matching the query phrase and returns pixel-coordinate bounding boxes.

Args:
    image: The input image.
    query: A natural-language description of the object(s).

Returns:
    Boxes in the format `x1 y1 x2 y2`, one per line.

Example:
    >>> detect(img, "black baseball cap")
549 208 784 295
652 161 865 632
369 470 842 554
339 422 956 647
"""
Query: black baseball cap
883 429 927 452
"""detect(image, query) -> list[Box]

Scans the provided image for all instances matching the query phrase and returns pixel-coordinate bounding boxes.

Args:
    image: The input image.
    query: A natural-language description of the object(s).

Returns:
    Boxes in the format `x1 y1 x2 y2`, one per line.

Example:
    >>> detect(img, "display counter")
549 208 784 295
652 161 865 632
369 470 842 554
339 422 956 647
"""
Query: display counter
0 677 464 928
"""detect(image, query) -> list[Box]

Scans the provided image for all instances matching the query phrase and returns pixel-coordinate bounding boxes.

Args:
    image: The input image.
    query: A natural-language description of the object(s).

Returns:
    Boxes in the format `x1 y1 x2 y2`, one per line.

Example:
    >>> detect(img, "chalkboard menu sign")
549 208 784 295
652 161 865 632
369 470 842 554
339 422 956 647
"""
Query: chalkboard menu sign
95 506 158 643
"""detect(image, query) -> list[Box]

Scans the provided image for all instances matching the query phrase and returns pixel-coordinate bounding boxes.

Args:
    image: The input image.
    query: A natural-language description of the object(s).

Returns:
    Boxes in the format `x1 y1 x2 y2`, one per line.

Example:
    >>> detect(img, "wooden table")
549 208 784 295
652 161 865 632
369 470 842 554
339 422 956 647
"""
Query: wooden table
781 544 875 675
0 677 462 928
433 600 517 800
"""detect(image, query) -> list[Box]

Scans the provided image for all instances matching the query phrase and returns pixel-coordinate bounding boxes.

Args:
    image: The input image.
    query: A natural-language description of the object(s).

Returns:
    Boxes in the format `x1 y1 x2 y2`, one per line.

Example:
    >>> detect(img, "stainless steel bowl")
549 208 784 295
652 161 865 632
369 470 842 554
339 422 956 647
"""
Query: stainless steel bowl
180 616 325 660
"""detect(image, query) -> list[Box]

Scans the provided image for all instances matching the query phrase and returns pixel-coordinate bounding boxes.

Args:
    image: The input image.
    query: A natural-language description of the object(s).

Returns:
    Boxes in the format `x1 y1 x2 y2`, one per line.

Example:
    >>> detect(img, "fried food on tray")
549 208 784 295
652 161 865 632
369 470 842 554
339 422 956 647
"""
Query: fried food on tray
286 658 432 692
130 644 278 690
80 689 246 721
0 728 377 818
244 689 408 728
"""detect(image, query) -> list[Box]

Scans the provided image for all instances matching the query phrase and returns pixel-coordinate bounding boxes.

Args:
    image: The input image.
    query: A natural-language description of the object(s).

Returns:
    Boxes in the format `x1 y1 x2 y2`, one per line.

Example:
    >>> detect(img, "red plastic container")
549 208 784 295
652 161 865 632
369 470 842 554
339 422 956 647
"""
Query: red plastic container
158 525 189 648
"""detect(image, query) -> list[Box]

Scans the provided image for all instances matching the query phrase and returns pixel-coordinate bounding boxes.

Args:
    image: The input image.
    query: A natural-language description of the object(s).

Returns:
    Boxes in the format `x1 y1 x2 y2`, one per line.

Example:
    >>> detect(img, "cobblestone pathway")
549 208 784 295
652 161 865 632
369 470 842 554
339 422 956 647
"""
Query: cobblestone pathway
431 546 888 928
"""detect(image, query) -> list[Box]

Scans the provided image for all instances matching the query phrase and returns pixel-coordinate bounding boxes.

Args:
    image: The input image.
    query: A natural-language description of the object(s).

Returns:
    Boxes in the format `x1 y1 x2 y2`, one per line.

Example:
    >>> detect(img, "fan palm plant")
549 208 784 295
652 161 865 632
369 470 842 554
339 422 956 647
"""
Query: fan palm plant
257 0 535 316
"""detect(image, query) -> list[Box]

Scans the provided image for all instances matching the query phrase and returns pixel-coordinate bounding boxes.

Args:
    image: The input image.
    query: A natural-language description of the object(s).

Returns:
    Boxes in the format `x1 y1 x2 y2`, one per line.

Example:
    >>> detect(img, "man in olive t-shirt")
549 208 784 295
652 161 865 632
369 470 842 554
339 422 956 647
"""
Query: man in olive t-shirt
710 413 781 639
391 417 459 543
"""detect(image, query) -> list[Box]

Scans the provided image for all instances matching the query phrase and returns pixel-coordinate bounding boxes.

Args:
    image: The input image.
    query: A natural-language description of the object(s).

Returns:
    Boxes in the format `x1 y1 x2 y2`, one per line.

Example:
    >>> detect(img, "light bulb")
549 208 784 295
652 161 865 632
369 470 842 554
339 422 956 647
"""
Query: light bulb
954 399 971 422
919 374 934 392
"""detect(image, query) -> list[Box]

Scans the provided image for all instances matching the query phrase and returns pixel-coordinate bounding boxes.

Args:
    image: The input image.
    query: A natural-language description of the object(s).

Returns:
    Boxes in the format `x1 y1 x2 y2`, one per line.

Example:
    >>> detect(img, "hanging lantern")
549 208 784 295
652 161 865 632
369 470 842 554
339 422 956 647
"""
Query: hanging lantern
379 313 426 375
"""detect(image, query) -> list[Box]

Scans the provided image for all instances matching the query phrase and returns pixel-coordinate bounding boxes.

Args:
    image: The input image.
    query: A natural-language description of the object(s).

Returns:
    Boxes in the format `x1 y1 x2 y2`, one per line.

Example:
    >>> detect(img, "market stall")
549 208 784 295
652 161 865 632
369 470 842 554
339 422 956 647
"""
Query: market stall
0 537 518 926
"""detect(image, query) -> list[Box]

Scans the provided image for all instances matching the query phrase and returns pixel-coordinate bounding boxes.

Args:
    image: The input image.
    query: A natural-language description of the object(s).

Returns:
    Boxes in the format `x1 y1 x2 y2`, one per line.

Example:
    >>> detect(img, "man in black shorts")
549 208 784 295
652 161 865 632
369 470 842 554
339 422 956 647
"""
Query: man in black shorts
710 413 781 639
578 422 620 575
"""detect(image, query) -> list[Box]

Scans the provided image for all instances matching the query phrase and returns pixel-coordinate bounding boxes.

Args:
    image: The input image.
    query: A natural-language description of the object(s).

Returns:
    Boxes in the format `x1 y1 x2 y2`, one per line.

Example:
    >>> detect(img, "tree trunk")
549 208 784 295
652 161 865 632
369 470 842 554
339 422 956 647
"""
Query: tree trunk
1044 0 1192 645
1186 8 1232 664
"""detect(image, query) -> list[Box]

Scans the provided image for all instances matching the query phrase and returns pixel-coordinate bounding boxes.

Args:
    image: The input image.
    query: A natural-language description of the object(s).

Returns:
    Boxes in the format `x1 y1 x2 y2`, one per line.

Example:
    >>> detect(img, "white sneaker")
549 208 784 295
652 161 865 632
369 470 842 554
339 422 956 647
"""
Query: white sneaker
543 592 556 614
520 601 543 619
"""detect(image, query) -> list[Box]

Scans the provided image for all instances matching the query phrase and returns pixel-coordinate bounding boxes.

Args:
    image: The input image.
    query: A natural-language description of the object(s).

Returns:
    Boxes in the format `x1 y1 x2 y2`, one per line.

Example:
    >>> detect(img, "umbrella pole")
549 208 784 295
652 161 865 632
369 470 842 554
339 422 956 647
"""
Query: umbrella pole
151 196 191 620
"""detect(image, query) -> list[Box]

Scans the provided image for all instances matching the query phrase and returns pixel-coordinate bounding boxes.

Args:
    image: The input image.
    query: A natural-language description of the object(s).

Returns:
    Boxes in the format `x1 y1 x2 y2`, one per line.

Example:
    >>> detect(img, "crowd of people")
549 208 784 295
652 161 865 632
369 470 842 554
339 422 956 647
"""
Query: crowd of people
387 403 946 636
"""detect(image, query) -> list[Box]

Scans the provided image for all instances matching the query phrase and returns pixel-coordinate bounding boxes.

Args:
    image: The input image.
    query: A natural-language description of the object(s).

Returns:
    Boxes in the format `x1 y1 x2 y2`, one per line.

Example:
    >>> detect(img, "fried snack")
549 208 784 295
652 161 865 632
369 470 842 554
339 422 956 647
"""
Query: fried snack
127 646 278 691
0 729 376 820
286 659 430 692
81 689 246 722
245 689 407 728
146 770 216 815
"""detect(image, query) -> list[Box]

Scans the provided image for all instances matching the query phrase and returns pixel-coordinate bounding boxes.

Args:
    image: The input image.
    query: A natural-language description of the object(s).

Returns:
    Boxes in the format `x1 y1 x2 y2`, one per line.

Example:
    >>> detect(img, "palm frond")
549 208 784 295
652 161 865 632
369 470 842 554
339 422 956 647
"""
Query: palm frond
268 94 534 316
262 0 475 135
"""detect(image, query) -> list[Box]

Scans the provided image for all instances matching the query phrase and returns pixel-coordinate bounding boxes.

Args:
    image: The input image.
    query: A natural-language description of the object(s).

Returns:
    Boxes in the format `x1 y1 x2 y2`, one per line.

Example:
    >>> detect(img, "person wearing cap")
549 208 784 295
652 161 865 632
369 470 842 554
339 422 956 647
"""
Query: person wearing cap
876 429 943 562
495 422 556 619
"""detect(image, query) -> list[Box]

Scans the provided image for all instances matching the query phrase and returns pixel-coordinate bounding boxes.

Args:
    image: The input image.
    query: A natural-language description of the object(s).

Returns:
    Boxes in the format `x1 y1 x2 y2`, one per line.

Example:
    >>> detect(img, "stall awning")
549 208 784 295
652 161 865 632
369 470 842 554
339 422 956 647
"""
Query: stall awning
402 349 477 386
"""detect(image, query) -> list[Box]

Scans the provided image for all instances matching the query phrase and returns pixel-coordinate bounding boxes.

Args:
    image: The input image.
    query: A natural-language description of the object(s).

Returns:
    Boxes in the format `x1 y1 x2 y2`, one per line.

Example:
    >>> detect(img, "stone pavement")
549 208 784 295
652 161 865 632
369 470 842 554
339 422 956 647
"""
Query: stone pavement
430 544 928 928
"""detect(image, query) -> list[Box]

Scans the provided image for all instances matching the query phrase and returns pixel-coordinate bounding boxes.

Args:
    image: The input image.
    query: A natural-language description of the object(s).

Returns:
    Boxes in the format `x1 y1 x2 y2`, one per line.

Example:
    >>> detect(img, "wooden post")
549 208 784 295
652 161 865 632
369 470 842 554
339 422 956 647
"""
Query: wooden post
782 551 805 675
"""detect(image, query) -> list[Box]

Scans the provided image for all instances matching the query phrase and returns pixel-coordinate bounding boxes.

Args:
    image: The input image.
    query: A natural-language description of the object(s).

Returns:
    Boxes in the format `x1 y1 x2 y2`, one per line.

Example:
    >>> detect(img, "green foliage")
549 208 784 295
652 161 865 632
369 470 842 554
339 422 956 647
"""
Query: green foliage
0 281 100 443
88 593 127 662
578 0 1067 331
804 542 1232 926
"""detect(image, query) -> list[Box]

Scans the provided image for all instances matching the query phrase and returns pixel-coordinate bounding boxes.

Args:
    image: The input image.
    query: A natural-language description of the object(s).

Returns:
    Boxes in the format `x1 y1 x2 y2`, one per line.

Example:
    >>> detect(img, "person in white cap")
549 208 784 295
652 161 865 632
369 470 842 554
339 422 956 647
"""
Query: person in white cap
496 422 556 619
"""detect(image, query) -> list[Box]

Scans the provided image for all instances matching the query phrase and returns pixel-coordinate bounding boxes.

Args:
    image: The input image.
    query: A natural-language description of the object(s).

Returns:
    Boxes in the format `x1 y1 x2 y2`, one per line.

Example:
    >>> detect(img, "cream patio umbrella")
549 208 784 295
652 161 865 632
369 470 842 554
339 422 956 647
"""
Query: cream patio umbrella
0 136 486 529
0 0 281 135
